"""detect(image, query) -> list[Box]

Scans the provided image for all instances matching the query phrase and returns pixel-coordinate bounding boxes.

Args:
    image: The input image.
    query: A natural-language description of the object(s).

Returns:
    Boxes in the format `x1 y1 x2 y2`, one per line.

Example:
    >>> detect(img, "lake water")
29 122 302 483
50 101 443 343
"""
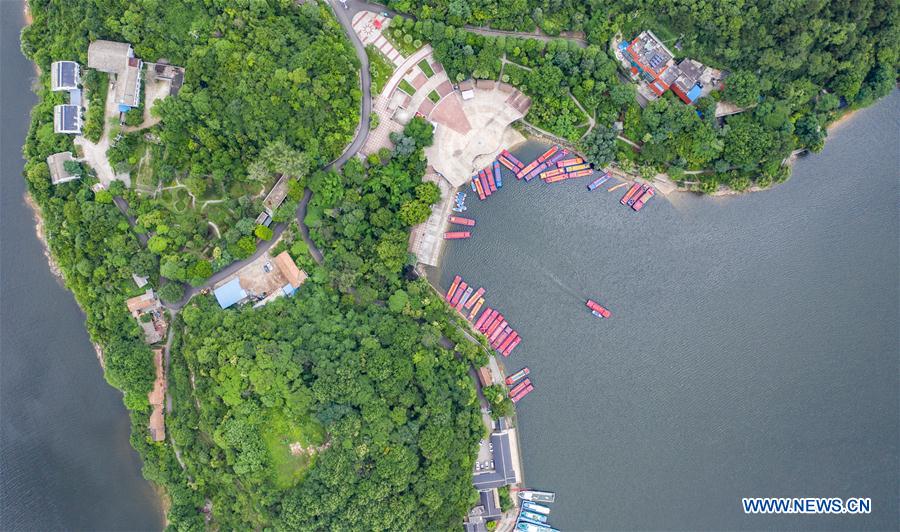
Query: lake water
437 92 899 530
0 3 163 529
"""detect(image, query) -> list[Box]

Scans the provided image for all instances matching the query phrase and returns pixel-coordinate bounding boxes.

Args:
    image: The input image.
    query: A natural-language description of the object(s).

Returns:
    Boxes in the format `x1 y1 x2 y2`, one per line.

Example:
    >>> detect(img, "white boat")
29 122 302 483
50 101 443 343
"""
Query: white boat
518 490 556 503
522 501 551 515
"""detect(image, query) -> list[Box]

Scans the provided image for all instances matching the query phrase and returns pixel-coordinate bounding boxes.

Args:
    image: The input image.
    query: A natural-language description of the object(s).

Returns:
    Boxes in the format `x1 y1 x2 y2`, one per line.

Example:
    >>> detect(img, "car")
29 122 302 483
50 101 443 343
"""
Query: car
475 462 481 471
489 460 494 469
489 442 493 452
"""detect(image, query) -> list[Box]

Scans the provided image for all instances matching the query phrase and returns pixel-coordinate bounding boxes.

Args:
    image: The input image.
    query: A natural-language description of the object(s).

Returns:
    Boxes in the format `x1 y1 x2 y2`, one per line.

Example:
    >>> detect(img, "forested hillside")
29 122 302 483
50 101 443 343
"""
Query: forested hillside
21 1 485 529
386 1 896 190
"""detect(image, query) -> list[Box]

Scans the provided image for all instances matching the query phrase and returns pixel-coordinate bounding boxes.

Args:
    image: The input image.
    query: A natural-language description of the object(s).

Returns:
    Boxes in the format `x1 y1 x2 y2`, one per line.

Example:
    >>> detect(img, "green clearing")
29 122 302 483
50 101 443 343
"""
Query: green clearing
366 46 394 95
417 59 435 77
261 410 325 489
385 27 421 56
159 187 191 214
428 90 440 103
398 79 416 96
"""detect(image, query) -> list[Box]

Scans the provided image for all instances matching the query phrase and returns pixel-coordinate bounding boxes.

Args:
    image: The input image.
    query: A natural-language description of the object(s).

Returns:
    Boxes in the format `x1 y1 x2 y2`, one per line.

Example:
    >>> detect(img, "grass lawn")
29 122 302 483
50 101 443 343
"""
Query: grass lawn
262 410 325 489
398 79 416 96
417 59 435 77
366 46 394 96
428 90 440 103
159 187 191 214
134 145 157 191
385 27 422 56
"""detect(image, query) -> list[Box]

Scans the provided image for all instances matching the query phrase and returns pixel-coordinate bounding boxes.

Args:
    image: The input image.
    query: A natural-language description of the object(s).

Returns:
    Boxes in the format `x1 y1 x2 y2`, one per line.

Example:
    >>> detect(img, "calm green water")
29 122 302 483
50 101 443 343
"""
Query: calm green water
437 92 899 530
0 3 162 529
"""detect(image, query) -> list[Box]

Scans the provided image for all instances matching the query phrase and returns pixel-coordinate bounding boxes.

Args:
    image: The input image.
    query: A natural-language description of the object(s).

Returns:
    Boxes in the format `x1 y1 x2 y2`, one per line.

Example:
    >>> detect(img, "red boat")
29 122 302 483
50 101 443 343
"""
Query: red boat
493 326 512 348
486 166 497 192
586 299 611 318
537 145 559 163
501 150 525 169
449 216 476 226
478 170 491 197
498 155 517 171
632 187 655 211
477 310 498 332
545 173 568 184
485 314 505 336
517 159 540 179
502 335 521 356
523 162 548 182
468 298 485 320
567 169 594 179
445 275 461 301
511 384 534 403
547 148 570 164
444 231 471 239
540 168 565 180
464 287 485 309
497 331 517 352
508 378 532 397
628 184 649 207
473 177 486 200
556 157 583 168
449 282 467 306
505 367 530 385
473 307 494 330
620 183 642 205
489 321 508 342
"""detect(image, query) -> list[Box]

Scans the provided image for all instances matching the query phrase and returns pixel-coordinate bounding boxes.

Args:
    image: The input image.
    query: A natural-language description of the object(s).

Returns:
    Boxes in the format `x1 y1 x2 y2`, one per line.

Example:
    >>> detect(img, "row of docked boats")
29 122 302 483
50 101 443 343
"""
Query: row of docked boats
445 275 522 357
515 492 558 532
445 214 476 240
471 160 505 200
506 367 534 403
619 182 656 211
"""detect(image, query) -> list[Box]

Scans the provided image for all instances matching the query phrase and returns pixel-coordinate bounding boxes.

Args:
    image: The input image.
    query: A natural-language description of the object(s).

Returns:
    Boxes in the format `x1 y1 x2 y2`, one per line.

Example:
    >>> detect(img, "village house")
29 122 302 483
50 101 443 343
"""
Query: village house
88 40 143 111
214 250 307 309
53 103 82 134
618 30 722 105
46 152 80 185
51 60 80 91
125 289 167 344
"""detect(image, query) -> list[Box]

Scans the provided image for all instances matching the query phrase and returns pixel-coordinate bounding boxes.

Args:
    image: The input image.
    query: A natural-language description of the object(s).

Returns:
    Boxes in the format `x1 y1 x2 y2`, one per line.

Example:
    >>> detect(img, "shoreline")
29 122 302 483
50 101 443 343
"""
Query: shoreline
18 3 166 526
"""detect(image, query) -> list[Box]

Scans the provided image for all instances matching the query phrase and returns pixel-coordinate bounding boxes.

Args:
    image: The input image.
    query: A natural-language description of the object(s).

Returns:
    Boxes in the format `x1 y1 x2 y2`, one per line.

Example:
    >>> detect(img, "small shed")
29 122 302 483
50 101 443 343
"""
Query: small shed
46 152 80 184
214 278 247 309
478 367 493 387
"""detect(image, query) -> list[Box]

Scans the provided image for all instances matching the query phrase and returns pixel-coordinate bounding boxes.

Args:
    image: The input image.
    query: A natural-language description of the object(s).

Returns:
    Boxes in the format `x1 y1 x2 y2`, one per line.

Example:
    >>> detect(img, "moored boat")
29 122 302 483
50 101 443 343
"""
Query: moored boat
523 162 548 181
473 307 494 330
556 157 583 168
502 335 521 356
566 169 594 179
620 183 642 205
449 282 468 306
455 286 474 310
493 161 503 188
508 378 531 397
444 231 471 239
473 176 486 200
478 170 491 197
448 215 476 226
628 184 649 207
587 173 610 191
445 275 461 301
511 384 534 403
497 331 517 353
519 491 557 503
561 162 590 172
502 149 525 169
464 287 485 308
505 367 530 385
632 186 655 211
467 298 485 320
520 511 547 524
537 145 560 163
546 148 570 165
522 501 552 514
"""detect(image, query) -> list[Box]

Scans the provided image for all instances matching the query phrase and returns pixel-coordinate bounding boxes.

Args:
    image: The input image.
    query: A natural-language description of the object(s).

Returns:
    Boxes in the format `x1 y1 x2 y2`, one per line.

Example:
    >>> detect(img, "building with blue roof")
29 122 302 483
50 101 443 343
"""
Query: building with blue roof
214 278 247 309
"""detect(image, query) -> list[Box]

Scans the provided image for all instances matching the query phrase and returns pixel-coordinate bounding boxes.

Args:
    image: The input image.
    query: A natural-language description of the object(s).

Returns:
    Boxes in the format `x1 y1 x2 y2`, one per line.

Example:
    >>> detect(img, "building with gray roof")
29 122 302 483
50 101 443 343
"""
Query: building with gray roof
472 430 518 490
53 104 82 134
51 61 80 91
87 40 143 109
46 152 81 184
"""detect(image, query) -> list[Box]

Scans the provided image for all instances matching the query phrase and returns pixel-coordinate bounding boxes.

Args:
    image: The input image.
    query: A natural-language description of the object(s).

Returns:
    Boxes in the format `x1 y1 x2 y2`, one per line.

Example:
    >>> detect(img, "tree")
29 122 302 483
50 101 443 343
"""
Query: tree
724 71 760 108
388 289 409 313
254 225 274 240
158 281 184 303
399 200 432 226
147 235 169 254
580 125 617 166
403 117 434 147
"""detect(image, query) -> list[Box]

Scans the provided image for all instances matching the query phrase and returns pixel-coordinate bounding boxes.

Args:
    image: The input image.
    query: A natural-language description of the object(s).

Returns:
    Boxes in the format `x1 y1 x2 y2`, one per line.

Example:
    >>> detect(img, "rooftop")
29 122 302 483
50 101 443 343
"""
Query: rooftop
51 61 80 91
53 104 81 134
262 174 291 213
627 31 674 79
46 152 79 184
87 40 133 73
126 289 160 315
273 251 307 289
473 430 517 490
214 278 247 309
